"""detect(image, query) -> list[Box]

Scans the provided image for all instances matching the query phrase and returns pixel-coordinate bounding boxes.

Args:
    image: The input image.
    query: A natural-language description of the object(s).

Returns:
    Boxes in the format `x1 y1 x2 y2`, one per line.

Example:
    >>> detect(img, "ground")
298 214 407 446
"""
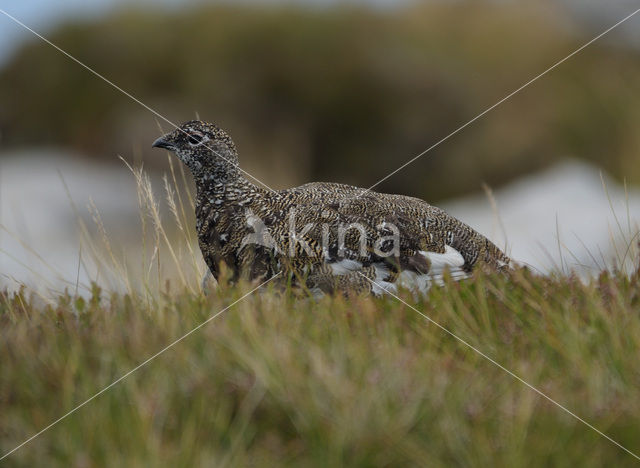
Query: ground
2 266 640 467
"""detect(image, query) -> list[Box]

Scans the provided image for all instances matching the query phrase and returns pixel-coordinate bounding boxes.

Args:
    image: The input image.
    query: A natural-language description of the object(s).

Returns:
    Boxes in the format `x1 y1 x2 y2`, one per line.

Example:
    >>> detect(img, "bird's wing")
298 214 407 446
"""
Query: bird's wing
275 193 471 294
274 182 510 295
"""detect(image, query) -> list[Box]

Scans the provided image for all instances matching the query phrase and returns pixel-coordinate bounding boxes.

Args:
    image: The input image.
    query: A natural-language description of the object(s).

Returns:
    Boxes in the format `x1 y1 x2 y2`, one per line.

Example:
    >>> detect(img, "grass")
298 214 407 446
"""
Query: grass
2 163 640 466
2 265 640 466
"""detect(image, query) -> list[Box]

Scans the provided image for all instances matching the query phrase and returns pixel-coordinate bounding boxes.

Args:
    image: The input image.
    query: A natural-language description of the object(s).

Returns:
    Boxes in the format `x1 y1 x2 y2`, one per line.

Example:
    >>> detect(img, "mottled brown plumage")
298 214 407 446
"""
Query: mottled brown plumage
152 120 510 295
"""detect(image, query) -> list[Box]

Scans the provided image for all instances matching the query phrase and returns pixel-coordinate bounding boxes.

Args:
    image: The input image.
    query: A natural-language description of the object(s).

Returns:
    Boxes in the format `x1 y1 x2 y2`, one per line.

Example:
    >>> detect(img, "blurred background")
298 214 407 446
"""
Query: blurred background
1 0 640 293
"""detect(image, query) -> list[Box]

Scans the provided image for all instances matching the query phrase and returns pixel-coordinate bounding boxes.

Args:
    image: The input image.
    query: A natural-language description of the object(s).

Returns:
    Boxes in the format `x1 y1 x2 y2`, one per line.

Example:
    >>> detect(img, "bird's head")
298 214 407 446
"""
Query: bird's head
152 120 238 175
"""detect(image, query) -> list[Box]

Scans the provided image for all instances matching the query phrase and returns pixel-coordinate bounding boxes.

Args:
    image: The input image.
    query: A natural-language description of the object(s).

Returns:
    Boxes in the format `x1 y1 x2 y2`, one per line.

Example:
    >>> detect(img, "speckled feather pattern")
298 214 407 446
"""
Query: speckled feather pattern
153 120 511 295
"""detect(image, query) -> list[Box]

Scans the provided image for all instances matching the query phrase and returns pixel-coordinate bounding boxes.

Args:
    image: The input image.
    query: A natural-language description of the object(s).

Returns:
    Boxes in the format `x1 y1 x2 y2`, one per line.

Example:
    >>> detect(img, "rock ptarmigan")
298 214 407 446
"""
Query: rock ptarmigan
152 120 511 295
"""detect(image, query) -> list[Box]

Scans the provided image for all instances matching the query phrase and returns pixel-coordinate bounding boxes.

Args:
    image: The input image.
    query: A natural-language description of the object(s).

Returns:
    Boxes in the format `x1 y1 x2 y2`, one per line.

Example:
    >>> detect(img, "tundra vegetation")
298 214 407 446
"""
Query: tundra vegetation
2 2 640 465
2 165 640 466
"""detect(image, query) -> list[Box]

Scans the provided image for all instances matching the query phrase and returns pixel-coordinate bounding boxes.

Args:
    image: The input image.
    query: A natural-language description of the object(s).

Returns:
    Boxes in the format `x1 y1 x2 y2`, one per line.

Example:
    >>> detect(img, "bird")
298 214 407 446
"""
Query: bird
152 120 511 295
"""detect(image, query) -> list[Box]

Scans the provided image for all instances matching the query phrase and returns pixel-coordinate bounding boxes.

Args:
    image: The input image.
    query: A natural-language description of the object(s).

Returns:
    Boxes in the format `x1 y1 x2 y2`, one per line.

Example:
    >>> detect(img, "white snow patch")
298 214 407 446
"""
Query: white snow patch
0 149 166 293
441 159 640 275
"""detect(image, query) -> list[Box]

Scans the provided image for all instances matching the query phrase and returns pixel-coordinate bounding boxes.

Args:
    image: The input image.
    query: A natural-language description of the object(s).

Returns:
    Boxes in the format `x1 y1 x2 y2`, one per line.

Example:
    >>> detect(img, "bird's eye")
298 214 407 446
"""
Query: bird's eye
187 133 205 146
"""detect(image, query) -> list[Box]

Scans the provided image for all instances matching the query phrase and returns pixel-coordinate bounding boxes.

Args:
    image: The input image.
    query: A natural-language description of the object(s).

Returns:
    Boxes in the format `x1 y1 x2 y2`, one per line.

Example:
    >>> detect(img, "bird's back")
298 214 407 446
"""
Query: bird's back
255 181 511 294
281 181 510 269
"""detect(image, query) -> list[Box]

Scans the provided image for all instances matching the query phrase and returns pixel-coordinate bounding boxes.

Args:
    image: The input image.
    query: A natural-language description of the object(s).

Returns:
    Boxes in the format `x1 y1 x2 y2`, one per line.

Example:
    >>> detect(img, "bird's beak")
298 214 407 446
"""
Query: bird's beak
152 136 174 150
